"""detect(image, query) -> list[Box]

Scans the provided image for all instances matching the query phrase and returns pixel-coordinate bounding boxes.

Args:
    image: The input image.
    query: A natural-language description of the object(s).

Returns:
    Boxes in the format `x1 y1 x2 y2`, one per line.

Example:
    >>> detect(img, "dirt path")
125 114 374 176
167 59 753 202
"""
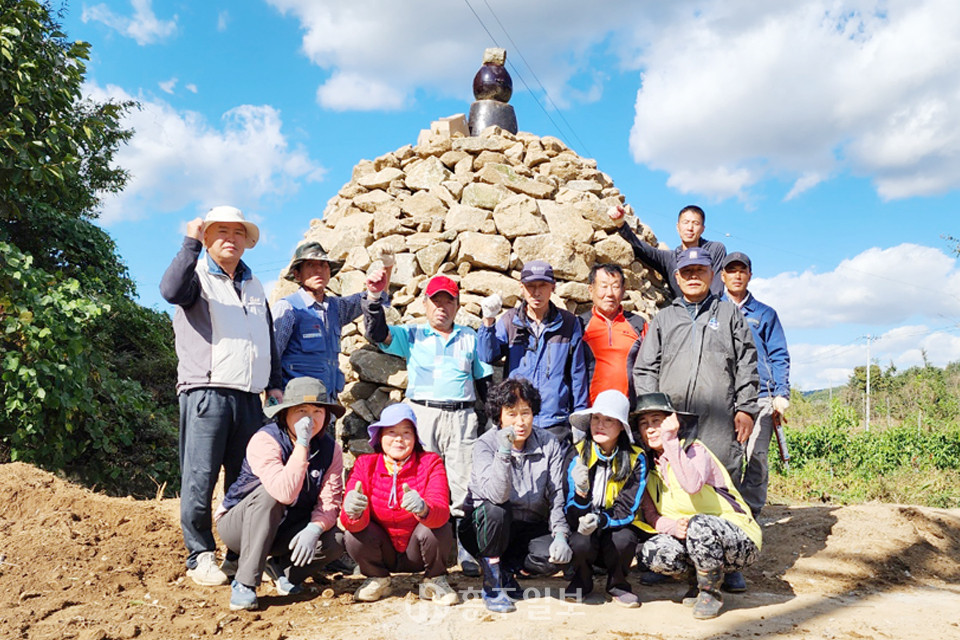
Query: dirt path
1 462 958 640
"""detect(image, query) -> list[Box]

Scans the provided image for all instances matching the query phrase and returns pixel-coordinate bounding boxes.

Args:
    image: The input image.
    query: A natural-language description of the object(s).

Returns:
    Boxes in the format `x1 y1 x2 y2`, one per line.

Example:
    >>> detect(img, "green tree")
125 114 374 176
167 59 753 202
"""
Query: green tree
0 1 178 495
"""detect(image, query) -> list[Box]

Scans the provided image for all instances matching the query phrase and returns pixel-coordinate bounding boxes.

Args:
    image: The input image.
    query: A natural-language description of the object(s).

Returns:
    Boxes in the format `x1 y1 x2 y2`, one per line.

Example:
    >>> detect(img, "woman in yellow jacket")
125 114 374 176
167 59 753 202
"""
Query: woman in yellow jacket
636 393 761 620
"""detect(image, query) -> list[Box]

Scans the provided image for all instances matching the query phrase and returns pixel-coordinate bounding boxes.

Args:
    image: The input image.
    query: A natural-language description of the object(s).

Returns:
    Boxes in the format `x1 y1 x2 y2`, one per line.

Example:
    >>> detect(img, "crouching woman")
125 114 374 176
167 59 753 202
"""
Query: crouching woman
216 377 346 611
459 378 572 614
636 393 761 620
564 390 648 607
339 404 457 605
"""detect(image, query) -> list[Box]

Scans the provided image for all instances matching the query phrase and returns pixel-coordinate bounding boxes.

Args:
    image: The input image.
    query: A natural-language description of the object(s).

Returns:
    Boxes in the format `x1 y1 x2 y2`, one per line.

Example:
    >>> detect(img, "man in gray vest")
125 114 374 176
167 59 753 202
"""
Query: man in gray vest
160 206 282 586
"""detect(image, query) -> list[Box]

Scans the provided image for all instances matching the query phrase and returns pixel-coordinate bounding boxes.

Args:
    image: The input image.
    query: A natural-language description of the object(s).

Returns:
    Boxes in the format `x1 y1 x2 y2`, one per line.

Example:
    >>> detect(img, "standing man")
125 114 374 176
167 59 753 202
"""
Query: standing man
609 204 726 298
362 274 492 575
579 263 647 408
720 252 791 517
160 206 283 586
478 260 589 446
272 242 392 394
633 247 759 484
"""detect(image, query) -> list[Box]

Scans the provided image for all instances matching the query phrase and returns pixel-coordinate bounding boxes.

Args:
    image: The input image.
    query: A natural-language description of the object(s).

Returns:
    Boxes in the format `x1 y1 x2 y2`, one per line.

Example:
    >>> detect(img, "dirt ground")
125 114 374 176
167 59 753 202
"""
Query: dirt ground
1 462 958 640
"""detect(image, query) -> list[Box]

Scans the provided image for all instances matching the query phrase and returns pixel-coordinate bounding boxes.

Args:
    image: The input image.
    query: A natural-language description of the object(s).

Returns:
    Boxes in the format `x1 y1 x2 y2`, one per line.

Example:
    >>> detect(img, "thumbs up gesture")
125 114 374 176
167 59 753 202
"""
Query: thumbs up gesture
343 481 368 520
572 456 590 496
400 482 427 517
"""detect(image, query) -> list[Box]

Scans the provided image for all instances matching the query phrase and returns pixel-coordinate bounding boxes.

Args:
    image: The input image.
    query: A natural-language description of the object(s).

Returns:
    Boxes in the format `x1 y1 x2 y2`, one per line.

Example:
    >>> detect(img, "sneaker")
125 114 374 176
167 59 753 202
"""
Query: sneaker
229 580 258 611
187 551 229 586
609 587 640 608
326 553 358 574
263 557 303 596
722 571 747 593
458 542 480 578
354 576 391 602
220 557 238 579
561 586 604 605
420 575 458 606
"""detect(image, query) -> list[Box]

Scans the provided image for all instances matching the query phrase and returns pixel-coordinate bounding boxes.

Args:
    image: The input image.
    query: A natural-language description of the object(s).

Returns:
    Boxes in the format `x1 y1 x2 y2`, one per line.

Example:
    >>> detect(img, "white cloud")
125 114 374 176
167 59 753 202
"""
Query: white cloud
629 0 960 201
85 83 326 224
790 326 960 390
751 244 960 330
266 0 641 110
82 0 177 45
158 77 177 94
217 10 230 32
185 83 198 94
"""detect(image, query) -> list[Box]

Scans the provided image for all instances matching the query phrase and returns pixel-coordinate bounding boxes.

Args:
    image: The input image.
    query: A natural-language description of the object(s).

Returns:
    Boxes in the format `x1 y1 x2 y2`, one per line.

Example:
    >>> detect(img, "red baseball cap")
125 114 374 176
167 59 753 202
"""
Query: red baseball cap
425 275 459 298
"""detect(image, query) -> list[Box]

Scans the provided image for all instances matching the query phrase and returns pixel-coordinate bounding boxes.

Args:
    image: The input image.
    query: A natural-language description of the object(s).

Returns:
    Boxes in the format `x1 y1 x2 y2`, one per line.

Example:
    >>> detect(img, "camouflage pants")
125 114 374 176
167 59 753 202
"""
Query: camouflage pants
639 514 758 574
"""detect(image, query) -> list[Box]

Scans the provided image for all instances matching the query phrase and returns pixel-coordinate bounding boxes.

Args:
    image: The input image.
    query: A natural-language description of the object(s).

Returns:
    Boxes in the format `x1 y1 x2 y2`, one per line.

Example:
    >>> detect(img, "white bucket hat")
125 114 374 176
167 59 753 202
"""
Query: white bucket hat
569 389 633 442
203 206 260 249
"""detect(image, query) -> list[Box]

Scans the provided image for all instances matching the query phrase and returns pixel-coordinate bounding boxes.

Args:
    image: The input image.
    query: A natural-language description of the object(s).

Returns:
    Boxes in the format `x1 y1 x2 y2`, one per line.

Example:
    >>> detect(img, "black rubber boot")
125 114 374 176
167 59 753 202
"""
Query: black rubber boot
479 558 516 613
681 568 699 607
692 568 724 620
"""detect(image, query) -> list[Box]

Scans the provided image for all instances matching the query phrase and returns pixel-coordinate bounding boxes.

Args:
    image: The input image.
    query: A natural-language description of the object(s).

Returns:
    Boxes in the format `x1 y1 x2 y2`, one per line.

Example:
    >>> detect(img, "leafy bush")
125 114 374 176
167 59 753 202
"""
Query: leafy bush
0 242 178 495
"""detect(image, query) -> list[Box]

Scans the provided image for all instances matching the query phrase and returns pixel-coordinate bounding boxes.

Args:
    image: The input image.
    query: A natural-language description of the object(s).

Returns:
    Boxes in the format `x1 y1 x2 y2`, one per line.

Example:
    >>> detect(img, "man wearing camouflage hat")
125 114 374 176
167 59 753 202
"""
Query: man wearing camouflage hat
272 242 393 396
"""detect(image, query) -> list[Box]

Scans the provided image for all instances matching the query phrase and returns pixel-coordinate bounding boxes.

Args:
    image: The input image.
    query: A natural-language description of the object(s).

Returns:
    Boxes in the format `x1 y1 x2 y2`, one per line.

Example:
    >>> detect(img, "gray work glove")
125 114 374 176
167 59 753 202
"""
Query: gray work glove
571 457 590 496
480 293 502 319
289 522 322 567
497 426 516 455
401 483 427 517
578 513 600 536
294 416 313 447
343 481 368 520
548 533 573 564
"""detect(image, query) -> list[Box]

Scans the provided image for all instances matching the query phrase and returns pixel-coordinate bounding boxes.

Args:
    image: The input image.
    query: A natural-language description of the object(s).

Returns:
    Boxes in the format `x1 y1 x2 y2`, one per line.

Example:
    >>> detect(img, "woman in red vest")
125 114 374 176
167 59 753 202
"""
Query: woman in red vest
340 404 457 605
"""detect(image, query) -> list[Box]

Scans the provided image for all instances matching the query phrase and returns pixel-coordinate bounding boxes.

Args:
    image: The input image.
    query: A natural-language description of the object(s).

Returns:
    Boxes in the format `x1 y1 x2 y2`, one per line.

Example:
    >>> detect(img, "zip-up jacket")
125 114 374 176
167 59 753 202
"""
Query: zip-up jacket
562 440 648 531
340 450 450 553
579 307 647 405
723 291 790 399
220 422 342 532
616 223 726 298
478 302 588 429
464 427 570 538
633 293 759 470
160 237 280 394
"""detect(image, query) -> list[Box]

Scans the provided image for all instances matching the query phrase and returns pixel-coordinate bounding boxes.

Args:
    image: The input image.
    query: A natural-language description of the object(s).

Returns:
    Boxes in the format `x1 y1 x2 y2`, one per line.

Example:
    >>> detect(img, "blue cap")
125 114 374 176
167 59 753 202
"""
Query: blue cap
367 403 419 450
520 260 555 283
676 247 713 270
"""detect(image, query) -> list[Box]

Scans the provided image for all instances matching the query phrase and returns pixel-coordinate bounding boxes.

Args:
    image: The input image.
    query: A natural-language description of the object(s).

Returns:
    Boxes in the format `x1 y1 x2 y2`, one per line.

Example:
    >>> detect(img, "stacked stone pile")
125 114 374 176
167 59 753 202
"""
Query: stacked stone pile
272 120 670 459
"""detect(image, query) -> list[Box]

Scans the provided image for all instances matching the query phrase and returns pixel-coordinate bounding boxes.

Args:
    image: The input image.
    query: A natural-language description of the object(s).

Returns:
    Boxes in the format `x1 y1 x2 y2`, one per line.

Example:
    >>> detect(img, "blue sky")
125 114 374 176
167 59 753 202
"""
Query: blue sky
61 0 960 391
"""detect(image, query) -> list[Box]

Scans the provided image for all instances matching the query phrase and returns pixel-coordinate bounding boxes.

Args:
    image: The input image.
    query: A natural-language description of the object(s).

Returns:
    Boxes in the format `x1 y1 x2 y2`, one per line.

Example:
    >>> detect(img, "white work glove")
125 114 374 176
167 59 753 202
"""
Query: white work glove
343 481 368 520
289 523 322 567
772 396 790 415
480 293 502 320
294 416 313 447
578 513 600 536
400 483 427 517
496 426 516 455
377 248 396 269
571 457 590 496
548 534 573 564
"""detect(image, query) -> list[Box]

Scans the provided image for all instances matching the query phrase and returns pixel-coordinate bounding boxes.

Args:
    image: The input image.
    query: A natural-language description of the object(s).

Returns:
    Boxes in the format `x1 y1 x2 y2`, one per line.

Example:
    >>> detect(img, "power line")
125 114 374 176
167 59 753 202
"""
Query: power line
460 0 589 156
478 0 592 157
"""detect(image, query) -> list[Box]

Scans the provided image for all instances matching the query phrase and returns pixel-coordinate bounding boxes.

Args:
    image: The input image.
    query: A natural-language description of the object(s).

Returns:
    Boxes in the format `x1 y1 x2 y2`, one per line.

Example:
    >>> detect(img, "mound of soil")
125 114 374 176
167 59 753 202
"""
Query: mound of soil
1 462 958 640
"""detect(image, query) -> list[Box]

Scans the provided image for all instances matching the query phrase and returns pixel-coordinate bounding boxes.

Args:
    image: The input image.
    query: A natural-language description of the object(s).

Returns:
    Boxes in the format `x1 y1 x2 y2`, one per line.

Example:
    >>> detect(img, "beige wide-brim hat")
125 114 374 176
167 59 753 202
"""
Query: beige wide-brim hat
203 206 260 249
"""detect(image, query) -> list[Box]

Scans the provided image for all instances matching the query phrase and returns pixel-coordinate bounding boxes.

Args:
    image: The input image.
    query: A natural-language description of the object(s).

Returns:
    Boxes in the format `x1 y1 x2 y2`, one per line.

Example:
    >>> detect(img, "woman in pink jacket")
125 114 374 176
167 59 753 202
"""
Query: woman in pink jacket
340 404 457 605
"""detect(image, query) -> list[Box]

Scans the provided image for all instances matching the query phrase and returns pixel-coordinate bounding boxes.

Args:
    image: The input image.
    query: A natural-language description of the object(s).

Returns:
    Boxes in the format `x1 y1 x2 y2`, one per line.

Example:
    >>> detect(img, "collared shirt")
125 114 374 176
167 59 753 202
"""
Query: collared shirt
380 324 492 401
582 307 642 404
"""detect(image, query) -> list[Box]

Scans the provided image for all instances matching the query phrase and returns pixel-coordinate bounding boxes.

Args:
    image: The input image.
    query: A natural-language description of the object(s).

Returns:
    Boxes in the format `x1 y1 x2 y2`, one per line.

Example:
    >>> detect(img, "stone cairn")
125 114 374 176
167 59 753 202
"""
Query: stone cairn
272 118 670 464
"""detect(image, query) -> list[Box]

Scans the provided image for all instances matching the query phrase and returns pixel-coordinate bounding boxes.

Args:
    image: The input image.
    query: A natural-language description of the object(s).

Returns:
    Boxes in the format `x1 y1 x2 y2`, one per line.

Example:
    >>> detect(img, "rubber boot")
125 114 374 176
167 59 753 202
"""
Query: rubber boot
479 558 516 613
692 568 724 620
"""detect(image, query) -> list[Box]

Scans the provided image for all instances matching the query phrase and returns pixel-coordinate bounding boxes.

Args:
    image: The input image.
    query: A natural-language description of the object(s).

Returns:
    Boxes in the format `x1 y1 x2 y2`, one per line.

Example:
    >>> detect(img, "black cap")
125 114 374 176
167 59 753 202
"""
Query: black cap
721 251 752 271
